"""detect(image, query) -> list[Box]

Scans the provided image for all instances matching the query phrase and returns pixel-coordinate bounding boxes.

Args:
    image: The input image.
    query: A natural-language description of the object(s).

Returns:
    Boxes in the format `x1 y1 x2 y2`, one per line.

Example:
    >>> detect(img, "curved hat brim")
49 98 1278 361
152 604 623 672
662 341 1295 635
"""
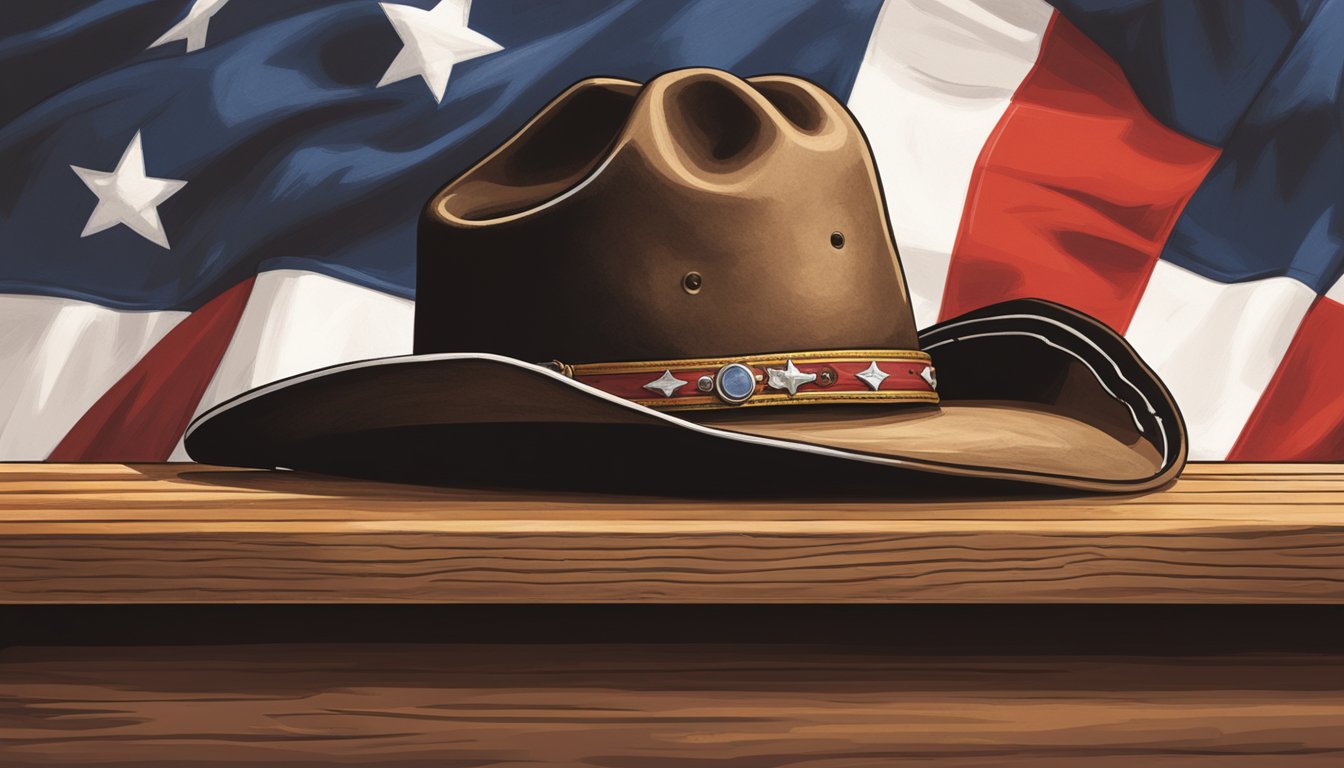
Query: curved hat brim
184 300 1186 493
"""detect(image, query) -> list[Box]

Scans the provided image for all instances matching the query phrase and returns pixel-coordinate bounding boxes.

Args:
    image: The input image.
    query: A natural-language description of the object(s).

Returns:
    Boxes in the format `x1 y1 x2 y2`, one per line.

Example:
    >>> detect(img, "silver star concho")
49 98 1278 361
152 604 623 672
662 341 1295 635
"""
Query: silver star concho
765 360 816 396
643 369 688 398
921 366 938 390
855 361 889 391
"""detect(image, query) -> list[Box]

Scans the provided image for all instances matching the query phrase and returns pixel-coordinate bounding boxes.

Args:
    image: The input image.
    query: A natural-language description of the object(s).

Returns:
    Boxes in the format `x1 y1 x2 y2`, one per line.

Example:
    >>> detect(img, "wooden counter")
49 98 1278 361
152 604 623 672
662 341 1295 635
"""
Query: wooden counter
2 638 1340 767
2 464 1341 765
3 604 1342 767
1 463 1341 603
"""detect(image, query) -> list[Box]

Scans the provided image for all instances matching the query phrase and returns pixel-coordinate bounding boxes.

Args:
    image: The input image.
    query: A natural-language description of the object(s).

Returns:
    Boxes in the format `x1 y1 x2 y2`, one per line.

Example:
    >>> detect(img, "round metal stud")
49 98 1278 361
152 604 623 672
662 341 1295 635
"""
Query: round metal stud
817 367 837 387
682 271 703 294
714 363 757 405
696 375 714 393
830 231 845 249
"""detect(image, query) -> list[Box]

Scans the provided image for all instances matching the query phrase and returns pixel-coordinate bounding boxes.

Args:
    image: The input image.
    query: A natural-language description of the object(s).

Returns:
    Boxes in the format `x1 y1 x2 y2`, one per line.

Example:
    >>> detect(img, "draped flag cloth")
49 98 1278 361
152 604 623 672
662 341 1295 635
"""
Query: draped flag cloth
2 0 1341 461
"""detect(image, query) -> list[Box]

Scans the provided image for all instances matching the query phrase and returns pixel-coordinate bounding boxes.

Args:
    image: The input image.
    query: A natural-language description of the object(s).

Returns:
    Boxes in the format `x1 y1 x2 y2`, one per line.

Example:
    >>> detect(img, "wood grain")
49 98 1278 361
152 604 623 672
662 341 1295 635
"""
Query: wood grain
1 463 1342 603
2 643 1341 766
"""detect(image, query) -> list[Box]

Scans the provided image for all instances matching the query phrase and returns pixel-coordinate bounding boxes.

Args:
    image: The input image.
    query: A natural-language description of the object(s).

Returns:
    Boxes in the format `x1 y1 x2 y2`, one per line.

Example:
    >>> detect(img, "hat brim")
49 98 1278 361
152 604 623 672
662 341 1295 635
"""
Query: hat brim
184 300 1186 493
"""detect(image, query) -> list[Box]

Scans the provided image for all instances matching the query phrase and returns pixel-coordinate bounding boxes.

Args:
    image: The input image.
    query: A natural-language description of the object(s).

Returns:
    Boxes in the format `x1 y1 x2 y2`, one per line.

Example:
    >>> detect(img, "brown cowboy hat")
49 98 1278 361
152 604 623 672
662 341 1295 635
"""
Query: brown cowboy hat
185 68 1186 493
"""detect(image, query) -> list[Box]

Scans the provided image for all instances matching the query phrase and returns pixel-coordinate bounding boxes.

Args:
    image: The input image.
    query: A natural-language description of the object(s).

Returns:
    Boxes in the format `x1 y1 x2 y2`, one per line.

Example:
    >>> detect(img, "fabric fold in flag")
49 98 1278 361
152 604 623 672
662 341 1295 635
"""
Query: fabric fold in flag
937 12 1220 333
0 296 186 459
1230 277 1344 461
48 278 255 461
848 0 1053 330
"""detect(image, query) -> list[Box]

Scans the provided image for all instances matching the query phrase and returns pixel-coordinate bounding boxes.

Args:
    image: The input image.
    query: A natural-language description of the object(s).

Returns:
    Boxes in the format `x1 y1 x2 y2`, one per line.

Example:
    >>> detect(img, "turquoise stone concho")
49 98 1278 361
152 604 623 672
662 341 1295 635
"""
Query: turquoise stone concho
714 362 757 405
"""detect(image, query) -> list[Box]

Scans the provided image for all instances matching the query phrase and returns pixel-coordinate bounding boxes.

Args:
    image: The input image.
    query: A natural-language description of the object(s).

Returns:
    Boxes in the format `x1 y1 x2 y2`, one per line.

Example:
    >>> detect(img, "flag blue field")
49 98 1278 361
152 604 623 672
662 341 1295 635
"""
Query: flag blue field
1 0 1341 461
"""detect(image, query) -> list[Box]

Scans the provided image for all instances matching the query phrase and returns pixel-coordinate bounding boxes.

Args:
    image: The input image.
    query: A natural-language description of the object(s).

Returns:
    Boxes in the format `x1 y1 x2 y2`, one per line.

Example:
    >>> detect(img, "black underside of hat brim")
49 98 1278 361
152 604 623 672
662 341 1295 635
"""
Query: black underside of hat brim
184 299 1186 495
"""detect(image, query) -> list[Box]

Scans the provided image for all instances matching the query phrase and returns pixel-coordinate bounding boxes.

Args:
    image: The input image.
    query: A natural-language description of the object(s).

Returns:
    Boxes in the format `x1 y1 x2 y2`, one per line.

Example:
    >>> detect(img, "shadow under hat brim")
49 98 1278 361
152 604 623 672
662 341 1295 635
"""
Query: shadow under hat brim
184 300 1187 494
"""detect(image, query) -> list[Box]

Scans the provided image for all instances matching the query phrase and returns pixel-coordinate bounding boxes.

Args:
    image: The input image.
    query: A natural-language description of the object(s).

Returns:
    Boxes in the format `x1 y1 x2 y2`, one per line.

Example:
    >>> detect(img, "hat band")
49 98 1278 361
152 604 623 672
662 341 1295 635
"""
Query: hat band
554 350 938 411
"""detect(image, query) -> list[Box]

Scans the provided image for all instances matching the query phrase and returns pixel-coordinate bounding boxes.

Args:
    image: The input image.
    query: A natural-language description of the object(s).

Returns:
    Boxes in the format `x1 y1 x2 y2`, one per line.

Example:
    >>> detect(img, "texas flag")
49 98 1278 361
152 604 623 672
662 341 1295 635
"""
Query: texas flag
1 0 1341 462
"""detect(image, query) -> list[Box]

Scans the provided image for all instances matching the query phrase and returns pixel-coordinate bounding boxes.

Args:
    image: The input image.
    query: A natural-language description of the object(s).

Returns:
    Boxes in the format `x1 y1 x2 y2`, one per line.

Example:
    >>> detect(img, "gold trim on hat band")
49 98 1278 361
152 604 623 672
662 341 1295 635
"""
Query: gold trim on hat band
556 349 939 412
568 349 930 374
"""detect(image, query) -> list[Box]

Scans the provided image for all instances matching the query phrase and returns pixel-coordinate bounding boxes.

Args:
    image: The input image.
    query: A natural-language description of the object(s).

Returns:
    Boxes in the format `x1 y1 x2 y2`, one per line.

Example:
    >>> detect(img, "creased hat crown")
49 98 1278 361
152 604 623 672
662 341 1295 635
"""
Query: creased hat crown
416 67 919 365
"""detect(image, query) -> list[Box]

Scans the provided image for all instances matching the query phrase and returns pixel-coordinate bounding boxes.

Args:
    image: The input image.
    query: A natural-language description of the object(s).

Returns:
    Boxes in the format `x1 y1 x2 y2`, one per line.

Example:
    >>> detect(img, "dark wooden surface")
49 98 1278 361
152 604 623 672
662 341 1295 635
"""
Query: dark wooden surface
2 611 1342 767
2 463 1343 603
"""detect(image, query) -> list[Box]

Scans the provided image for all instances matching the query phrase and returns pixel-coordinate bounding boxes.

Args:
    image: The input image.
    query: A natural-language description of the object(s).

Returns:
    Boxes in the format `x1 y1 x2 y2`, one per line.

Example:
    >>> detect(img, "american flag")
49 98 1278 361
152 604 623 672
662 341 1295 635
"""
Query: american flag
2 0 1341 462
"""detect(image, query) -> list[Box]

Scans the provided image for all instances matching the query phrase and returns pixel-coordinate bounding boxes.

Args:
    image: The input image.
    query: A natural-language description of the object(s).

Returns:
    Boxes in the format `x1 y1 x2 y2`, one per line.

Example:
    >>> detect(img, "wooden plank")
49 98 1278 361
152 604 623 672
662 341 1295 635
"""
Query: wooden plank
2 642 1341 766
0 463 1341 603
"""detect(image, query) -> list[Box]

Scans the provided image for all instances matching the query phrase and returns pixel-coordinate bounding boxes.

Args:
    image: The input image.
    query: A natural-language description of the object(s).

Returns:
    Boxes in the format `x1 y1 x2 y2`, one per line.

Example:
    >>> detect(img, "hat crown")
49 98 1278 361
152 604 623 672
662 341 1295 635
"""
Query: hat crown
416 68 919 364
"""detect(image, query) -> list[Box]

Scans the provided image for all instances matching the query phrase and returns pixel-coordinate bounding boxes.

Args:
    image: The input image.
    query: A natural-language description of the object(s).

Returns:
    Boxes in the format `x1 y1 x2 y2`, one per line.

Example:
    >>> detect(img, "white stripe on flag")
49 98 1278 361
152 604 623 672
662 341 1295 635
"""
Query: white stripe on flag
847 0 1053 329
1125 260 1316 460
169 269 414 460
0 295 185 459
1328 273 1344 304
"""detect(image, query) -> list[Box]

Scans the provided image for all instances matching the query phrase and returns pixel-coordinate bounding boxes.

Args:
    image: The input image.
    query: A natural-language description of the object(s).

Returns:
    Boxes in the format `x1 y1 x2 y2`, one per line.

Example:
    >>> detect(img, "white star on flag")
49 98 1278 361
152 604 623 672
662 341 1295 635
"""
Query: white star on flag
148 0 231 53
70 131 187 250
378 0 503 104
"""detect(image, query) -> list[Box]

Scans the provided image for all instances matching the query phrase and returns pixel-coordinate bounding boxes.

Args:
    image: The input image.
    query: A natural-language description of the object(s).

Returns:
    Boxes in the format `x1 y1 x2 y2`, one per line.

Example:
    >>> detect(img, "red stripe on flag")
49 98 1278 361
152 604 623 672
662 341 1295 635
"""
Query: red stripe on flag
938 13 1219 332
1228 296 1344 460
49 278 256 462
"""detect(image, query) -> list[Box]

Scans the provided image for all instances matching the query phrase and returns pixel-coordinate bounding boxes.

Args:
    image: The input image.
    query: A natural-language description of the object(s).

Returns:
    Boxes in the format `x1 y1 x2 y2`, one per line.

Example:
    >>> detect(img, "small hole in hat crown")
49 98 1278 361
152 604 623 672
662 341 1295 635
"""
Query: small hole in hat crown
683 271 703 294
830 231 845 249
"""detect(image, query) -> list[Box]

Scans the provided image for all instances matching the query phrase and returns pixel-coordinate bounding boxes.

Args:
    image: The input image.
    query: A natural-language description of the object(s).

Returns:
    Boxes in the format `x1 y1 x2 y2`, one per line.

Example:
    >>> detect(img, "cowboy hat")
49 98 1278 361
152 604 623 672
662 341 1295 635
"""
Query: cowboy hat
185 68 1186 493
